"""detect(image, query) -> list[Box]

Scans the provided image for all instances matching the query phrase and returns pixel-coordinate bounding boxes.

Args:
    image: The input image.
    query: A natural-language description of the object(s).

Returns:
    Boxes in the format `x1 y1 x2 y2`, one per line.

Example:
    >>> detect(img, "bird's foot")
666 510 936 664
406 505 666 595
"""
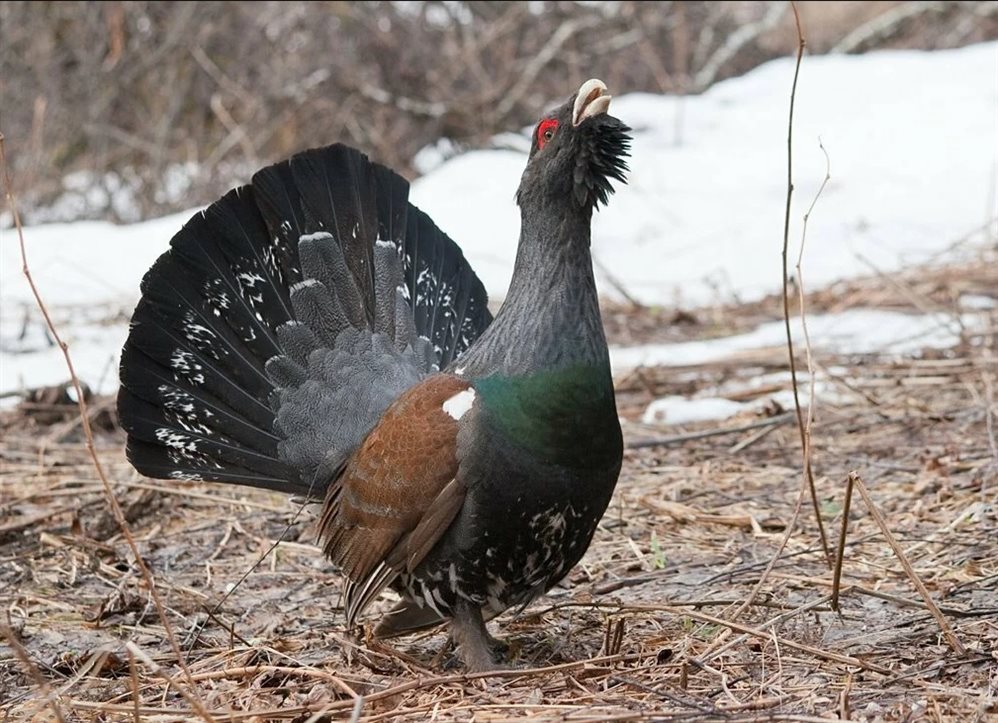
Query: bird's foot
485 632 510 657
450 603 510 672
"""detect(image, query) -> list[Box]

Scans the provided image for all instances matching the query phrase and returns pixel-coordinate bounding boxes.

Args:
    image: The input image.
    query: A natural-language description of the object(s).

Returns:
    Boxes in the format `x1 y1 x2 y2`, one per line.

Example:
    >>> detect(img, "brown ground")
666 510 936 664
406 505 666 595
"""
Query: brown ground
1 247 996 721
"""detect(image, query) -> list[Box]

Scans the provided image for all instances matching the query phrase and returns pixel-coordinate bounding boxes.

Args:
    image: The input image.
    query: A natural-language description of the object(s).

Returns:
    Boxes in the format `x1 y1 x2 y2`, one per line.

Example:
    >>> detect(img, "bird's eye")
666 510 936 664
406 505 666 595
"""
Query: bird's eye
537 119 559 150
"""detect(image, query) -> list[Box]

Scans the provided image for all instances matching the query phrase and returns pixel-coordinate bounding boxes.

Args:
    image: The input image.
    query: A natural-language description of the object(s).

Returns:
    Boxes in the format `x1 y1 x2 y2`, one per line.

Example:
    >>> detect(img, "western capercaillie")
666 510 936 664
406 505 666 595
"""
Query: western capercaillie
118 79 630 671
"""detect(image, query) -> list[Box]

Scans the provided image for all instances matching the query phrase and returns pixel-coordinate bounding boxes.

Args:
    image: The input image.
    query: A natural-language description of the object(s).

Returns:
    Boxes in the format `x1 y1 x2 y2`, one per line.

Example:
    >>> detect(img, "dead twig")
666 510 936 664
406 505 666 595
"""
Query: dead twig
626 411 794 449
794 137 832 566
1 624 68 723
830 470 854 612
778 3 832 568
710 4 825 651
696 594 834 666
124 643 216 720
847 471 967 655
655 603 890 675
595 256 645 310
832 1 947 54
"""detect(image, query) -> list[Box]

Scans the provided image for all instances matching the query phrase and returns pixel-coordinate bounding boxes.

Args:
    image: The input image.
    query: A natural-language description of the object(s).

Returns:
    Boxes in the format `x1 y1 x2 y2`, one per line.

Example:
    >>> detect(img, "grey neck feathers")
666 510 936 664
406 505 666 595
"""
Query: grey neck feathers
450 199 609 377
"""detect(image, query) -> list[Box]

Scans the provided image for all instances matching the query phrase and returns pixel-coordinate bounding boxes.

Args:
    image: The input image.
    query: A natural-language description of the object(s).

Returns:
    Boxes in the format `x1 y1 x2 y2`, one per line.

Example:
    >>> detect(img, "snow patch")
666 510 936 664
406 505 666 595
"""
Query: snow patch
411 42 997 306
959 294 997 310
610 309 974 372
639 370 858 426
642 397 746 425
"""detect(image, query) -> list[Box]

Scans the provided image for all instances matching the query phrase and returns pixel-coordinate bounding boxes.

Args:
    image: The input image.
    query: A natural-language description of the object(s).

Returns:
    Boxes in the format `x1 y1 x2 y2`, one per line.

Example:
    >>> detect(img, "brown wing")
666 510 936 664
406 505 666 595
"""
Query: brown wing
318 373 472 625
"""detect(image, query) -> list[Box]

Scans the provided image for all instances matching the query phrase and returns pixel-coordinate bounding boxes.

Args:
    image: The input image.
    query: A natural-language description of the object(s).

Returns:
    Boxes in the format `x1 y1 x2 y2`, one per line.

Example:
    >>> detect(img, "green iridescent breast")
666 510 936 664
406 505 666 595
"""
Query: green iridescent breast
472 364 622 469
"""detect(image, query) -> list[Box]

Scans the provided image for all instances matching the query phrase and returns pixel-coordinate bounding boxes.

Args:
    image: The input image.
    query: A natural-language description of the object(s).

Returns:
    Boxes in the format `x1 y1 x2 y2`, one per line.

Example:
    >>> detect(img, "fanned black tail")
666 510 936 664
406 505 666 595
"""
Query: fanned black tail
118 144 491 497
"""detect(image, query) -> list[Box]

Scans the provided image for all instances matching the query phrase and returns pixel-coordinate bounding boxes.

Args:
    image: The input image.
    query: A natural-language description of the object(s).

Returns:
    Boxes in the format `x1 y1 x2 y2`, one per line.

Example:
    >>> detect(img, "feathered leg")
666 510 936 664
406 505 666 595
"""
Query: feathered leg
450 602 505 672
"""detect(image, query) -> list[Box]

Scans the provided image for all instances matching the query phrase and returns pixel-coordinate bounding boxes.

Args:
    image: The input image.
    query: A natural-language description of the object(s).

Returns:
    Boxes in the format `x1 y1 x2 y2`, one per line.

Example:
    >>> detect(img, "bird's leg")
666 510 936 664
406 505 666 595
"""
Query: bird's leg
450 602 504 672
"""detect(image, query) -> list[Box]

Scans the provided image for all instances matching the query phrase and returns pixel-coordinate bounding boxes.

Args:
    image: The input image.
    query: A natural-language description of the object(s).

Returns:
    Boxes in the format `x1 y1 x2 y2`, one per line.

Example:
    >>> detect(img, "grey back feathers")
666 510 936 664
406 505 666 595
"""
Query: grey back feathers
118 144 491 498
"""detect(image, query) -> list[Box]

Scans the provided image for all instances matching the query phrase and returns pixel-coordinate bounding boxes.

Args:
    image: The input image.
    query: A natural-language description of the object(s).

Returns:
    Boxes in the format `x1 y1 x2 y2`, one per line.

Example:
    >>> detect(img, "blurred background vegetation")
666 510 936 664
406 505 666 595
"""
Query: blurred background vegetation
2 0 996 223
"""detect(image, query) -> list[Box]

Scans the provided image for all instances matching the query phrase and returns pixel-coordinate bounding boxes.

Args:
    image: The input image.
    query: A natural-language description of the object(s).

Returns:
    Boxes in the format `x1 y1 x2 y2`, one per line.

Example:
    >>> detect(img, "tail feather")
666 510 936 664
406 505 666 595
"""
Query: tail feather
171 188 297 357
297 234 366 331
123 437 292 488
119 391 293 478
121 300 275 430
371 164 410 246
403 208 490 368
118 143 492 497
374 599 447 638
119 346 278 450
277 146 379 323
274 321 321 369
288 279 351 351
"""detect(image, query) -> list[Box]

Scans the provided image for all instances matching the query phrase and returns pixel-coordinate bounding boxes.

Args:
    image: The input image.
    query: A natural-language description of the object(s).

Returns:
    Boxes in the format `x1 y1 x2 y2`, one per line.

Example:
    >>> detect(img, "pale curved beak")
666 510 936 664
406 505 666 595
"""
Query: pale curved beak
572 78 611 127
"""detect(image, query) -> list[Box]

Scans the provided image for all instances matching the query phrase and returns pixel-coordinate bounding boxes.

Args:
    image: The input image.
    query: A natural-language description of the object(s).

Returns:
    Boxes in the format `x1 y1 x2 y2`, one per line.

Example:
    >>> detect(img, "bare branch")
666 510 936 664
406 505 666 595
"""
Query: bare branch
692 2 788 91
778 3 832 568
832 1 947 54
494 17 599 122
0 133 215 722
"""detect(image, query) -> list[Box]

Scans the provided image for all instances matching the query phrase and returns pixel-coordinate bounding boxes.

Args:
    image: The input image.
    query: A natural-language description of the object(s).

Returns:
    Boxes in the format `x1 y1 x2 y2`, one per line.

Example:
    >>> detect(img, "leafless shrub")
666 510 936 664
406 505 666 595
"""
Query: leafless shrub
1 1 995 223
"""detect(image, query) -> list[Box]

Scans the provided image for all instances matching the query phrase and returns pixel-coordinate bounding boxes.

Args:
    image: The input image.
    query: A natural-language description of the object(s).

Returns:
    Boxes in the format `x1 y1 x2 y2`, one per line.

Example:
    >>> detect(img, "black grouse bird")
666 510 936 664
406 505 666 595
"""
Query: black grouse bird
118 79 631 670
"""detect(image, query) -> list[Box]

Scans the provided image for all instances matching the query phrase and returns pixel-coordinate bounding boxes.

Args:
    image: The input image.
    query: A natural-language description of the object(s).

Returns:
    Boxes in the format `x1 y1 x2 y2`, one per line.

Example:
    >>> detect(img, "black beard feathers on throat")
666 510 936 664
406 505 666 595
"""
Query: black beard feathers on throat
573 117 631 209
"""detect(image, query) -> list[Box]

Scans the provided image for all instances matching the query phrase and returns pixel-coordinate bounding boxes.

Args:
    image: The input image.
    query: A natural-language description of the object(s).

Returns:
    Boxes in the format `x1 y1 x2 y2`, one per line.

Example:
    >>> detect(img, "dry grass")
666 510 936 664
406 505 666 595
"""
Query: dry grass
1 249 996 721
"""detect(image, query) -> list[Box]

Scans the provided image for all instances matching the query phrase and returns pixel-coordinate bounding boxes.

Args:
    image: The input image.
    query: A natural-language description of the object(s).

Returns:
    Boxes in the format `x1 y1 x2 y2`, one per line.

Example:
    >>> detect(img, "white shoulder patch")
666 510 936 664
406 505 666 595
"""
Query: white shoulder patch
442 388 476 420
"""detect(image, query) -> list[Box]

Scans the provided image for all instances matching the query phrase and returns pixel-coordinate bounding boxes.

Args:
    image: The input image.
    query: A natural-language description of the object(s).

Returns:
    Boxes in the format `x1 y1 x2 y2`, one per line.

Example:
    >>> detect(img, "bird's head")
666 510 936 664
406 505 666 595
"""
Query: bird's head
516 79 631 213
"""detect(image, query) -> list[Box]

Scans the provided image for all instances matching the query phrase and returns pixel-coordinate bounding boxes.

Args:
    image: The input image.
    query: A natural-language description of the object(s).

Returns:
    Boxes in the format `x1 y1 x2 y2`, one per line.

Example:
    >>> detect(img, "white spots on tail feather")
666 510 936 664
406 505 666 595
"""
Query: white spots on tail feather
454 366 466 376
185 322 212 337
158 385 194 413
155 428 198 453
170 350 195 371
170 349 205 385
442 388 475 420
158 385 213 434
181 311 220 350
201 279 231 315
235 271 266 312
236 272 265 287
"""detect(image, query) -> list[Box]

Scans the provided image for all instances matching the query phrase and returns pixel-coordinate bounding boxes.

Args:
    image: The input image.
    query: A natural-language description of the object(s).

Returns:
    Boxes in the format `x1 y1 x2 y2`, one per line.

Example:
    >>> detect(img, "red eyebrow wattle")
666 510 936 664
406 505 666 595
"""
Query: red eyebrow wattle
537 119 559 149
